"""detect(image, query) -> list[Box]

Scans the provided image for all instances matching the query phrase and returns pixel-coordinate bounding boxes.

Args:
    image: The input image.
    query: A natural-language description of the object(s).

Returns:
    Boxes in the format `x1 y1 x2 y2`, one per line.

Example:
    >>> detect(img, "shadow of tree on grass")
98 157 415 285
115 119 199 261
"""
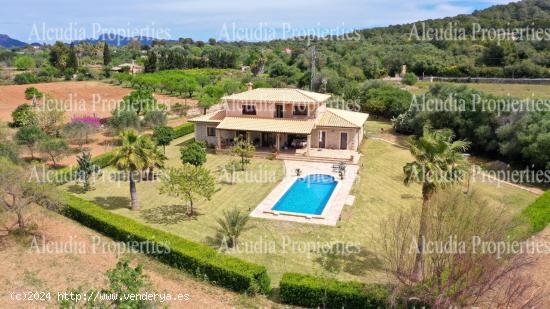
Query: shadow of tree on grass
93 196 131 210
66 184 85 194
313 243 383 276
140 204 202 225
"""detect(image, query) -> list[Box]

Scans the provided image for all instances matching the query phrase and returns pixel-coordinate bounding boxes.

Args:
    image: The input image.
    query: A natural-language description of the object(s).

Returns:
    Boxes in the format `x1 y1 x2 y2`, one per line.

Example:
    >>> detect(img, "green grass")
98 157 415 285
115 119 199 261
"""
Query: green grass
522 189 550 233
414 81 550 99
62 131 537 286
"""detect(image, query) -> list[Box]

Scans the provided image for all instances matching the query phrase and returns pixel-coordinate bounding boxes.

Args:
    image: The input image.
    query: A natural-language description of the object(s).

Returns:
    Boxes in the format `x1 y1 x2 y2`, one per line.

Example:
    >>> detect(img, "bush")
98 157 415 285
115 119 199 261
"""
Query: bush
152 126 174 150
172 122 195 139
61 193 270 294
15 55 36 70
142 110 167 128
53 150 115 184
180 140 207 166
362 83 412 118
11 103 37 127
25 87 43 100
522 190 550 233
108 109 141 132
14 72 40 85
279 273 390 309
402 72 418 85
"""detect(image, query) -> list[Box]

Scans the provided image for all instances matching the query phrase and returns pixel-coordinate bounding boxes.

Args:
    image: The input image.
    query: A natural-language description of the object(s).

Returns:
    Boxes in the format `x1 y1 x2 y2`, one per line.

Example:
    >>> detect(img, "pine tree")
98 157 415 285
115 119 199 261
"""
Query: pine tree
103 43 111 66
144 50 157 73
67 44 78 71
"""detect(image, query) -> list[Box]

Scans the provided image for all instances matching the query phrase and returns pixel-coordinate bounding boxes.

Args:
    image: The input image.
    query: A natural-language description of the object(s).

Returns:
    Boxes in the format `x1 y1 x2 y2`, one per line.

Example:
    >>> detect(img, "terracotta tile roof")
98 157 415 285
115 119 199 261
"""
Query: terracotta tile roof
222 88 331 103
316 108 369 128
216 117 315 134
188 110 226 123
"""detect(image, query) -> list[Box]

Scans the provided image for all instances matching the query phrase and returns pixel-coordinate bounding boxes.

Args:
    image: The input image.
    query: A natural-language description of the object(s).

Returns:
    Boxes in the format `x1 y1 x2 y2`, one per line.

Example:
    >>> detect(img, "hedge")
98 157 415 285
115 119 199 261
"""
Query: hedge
172 122 195 139
61 193 270 294
522 189 550 233
52 151 115 185
279 273 390 309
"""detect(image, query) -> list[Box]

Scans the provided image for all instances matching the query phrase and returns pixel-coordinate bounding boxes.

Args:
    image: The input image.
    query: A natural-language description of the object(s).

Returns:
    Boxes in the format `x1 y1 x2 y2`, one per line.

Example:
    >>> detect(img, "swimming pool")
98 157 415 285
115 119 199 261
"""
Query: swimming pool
271 174 337 215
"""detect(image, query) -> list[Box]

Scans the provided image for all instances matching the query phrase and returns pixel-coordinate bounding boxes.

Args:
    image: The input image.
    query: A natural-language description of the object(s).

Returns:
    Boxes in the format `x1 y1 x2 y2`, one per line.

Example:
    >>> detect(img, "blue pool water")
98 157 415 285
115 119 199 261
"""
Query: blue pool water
272 174 337 215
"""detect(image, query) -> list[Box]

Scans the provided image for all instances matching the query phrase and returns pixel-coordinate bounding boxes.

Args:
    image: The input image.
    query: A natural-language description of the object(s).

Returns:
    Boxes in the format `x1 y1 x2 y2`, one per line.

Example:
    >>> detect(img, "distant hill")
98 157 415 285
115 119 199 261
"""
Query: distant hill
72 33 158 46
359 0 550 39
0 34 27 48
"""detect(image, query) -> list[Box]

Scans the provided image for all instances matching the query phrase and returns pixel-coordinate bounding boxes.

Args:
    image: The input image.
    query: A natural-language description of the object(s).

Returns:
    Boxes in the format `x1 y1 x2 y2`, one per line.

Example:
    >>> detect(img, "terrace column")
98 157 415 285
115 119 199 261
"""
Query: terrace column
216 130 222 150
306 134 311 156
247 132 252 143
276 134 280 151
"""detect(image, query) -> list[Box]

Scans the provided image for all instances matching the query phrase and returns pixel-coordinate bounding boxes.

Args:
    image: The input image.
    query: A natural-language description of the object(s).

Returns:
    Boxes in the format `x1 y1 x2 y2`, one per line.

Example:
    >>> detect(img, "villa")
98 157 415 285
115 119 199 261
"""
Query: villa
190 83 369 162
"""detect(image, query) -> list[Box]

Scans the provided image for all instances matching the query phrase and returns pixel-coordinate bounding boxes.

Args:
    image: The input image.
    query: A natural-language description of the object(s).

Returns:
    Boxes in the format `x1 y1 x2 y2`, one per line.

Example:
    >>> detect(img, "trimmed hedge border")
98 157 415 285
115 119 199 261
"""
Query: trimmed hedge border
172 122 195 139
53 151 115 185
61 193 270 294
279 273 390 309
522 189 550 233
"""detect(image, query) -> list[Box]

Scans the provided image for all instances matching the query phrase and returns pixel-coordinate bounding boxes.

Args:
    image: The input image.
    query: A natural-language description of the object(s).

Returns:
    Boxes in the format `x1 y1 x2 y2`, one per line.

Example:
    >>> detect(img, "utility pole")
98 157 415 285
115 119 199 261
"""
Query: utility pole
310 46 316 91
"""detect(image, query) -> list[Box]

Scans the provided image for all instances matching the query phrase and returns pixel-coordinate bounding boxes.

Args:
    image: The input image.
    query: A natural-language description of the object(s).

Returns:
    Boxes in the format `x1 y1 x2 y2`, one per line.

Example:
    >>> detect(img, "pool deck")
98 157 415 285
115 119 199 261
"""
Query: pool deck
250 160 359 225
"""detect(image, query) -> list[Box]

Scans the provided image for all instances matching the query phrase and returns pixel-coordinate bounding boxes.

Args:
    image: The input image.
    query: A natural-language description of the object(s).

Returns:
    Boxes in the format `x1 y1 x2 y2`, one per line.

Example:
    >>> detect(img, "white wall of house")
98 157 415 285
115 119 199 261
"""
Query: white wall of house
311 127 360 150
194 123 218 146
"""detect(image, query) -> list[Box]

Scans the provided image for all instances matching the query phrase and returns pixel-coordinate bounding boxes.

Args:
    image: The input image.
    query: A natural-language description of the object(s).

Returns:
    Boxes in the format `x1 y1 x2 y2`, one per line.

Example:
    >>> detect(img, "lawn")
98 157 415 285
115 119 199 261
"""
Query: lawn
63 130 538 286
415 81 550 98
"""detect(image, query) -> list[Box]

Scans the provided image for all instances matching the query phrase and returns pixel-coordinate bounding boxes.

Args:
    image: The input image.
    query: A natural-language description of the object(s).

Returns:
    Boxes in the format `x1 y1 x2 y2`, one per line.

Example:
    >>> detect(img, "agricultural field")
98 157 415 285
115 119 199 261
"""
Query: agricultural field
63 128 538 286
0 81 197 122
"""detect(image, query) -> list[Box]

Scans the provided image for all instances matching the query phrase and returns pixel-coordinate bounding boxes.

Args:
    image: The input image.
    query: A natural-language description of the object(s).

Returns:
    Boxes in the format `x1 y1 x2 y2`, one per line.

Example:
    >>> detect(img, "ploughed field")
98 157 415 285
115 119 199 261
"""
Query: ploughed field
0 81 196 122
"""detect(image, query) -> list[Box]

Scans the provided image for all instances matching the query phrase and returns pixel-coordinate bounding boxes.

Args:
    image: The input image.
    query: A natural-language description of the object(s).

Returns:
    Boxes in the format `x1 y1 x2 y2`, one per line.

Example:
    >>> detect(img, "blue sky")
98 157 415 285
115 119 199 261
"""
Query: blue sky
1 0 515 43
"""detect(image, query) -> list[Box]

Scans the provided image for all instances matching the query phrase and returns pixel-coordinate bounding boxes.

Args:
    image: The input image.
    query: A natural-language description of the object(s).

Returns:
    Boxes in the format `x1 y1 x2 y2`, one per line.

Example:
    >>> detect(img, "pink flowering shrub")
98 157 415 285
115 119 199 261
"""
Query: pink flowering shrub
71 116 101 128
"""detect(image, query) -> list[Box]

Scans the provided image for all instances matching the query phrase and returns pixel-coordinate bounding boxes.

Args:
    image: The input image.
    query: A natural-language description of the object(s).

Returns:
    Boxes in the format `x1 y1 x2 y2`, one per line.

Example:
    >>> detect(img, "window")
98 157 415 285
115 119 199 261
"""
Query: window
207 127 216 137
293 104 308 116
242 104 257 115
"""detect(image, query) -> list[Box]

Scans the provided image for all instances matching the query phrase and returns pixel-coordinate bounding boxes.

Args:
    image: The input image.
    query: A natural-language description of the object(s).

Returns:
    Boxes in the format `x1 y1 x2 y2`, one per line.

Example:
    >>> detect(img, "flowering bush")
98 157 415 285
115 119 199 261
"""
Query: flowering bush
71 116 101 128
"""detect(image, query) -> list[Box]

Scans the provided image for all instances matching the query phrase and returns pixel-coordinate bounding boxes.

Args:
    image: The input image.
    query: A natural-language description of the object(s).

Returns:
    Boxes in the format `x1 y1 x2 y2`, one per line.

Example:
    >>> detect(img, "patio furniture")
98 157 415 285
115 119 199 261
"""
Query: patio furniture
291 138 307 149
332 162 346 173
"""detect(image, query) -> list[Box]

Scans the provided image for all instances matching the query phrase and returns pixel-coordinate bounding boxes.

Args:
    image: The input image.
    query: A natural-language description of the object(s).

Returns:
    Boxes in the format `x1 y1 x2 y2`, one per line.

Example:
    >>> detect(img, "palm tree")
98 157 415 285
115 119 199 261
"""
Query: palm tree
403 126 470 282
111 129 152 210
213 208 253 249
144 141 166 181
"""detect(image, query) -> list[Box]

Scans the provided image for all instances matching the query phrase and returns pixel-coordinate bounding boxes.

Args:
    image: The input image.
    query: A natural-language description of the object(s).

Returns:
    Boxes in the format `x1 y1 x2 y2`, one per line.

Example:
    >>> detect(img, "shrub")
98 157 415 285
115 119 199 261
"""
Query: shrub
61 193 270 294
522 190 550 233
108 109 141 132
15 125 47 159
180 141 207 166
142 110 167 128
11 103 37 127
24 87 43 100
0 142 20 163
14 72 40 84
172 122 195 139
71 116 101 129
279 273 390 309
402 72 418 85
52 150 114 185
39 137 70 167
15 55 36 70
362 82 412 118
63 121 96 150
152 126 174 151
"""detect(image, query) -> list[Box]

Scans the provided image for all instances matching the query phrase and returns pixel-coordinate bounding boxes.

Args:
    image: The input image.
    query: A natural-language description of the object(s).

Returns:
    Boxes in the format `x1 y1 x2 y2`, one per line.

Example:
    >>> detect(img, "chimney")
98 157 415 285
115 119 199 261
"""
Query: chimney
246 82 253 91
